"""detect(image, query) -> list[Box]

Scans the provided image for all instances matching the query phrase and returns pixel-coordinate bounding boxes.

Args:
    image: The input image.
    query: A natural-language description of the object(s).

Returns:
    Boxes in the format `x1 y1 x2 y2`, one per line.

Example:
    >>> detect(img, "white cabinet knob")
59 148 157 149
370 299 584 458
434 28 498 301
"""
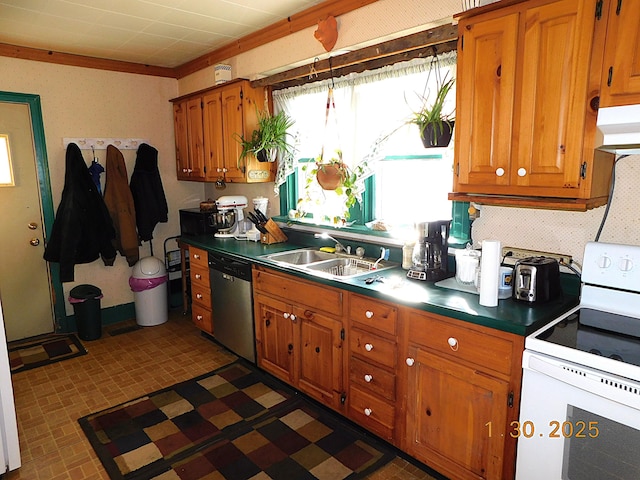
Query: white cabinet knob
283 312 290 319
182 168 188 173
364 343 373 352
196 315 203 321
196 293 203 300
406 357 415 367
365 311 374 319
195 273 202 280
364 408 372 417
193 254 200 260
448 337 459 351
364 374 373 383
517 167 527 177
290 314 297 322
223 168 228 172
495 167 505 177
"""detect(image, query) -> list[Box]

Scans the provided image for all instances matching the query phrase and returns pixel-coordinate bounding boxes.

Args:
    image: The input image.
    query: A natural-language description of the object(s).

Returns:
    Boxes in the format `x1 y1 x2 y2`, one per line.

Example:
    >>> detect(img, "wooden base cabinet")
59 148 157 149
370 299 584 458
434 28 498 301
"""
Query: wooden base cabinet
400 307 524 480
253 267 345 410
188 247 213 334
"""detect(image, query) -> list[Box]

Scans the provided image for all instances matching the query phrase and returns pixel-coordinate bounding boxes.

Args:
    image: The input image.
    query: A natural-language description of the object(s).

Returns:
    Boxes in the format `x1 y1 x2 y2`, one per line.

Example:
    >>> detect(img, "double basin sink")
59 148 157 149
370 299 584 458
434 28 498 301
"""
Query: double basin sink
261 248 397 279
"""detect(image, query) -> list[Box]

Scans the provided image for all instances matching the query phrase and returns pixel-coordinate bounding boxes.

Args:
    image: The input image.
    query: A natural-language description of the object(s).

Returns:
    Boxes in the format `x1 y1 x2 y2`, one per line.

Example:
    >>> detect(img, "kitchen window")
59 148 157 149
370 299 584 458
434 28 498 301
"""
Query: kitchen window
273 52 466 241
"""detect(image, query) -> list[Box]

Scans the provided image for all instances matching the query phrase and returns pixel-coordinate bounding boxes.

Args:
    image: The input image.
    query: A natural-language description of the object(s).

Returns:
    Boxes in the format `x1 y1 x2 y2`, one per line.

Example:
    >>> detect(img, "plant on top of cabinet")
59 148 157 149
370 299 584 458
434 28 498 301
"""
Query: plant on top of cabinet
235 109 294 163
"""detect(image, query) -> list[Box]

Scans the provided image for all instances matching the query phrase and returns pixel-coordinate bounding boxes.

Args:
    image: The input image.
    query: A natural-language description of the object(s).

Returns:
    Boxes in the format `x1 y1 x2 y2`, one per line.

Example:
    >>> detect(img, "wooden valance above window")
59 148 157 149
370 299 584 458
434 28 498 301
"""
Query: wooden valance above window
252 23 458 91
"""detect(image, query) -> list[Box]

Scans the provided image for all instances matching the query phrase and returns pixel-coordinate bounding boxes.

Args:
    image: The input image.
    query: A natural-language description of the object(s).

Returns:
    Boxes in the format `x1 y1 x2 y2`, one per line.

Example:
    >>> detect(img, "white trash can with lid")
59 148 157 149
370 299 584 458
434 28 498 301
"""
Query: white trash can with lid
129 256 168 326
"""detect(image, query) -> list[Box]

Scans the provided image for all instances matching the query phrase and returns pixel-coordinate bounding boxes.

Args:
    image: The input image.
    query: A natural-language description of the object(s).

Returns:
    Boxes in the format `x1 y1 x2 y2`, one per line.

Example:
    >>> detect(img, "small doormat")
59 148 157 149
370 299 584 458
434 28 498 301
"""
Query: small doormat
9 333 87 374
79 361 394 480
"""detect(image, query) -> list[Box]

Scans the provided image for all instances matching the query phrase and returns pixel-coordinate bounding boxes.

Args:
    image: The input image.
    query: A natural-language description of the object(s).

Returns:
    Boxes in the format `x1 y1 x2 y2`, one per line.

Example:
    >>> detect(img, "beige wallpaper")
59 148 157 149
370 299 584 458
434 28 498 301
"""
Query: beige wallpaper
0 56 204 313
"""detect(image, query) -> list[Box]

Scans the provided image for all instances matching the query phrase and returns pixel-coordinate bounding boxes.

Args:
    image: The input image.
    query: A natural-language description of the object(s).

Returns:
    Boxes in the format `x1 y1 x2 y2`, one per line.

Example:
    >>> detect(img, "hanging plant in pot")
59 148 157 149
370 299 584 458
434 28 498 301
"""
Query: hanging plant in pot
235 109 294 163
410 73 456 148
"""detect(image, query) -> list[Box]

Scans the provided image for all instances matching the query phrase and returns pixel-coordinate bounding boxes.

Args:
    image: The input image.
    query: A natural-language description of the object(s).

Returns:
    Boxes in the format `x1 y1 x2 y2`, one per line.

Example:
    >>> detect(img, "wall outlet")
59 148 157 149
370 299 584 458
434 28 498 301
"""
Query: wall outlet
501 247 572 266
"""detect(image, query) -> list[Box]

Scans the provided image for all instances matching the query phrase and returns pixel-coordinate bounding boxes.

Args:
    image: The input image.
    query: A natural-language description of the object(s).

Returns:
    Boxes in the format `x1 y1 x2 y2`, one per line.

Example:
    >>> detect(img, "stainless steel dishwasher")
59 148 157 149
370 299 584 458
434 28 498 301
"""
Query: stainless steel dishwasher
208 252 255 363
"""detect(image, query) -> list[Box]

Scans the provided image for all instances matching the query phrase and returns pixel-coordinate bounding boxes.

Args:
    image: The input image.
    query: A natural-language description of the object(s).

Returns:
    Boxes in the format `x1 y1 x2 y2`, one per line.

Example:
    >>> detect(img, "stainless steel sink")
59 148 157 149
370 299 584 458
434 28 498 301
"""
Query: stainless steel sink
261 248 397 278
262 249 336 265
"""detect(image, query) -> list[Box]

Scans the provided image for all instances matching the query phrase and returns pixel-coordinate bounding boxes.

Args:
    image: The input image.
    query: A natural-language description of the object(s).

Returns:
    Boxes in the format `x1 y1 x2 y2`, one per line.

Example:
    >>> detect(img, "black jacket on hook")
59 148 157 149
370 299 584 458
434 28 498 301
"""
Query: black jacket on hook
129 143 168 242
44 143 117 282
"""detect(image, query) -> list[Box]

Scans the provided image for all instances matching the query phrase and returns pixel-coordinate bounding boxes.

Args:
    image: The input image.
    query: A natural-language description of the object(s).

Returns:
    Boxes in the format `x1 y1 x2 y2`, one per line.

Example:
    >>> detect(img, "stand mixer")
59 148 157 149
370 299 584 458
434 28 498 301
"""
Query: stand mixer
213 195 248 238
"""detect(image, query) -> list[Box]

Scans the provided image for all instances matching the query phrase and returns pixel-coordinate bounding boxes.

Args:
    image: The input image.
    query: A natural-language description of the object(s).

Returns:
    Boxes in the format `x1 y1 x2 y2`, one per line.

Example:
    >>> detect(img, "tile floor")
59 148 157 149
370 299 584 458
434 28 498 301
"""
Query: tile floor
7 310 440 480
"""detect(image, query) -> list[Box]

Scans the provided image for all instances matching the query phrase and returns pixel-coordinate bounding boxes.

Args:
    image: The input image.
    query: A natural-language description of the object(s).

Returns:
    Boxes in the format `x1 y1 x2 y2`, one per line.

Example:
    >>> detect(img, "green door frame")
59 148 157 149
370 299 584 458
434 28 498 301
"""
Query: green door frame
0 91 67 331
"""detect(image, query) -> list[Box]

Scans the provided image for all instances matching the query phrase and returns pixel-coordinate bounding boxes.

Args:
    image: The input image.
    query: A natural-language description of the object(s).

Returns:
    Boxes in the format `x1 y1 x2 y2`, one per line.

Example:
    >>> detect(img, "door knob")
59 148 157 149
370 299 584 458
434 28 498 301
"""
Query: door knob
30 238 40 246
28 222 38 230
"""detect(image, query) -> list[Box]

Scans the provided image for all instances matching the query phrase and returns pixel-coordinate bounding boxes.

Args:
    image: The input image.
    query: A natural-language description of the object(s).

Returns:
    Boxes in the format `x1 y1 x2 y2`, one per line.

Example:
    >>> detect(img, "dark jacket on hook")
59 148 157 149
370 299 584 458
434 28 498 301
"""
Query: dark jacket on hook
104 145 139 266
129 143 168 242
43 143 117 282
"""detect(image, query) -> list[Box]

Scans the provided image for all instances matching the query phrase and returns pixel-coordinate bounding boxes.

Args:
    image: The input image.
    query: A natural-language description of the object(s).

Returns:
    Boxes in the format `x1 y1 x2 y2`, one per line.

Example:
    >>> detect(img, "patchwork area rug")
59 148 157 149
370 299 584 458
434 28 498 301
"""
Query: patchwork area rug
79 361 394 480
9 333 87 374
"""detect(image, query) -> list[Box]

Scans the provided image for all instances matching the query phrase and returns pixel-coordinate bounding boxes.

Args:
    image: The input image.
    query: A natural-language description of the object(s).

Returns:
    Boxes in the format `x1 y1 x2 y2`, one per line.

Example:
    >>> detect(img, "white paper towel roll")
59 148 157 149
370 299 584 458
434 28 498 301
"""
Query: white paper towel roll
479 239 502 307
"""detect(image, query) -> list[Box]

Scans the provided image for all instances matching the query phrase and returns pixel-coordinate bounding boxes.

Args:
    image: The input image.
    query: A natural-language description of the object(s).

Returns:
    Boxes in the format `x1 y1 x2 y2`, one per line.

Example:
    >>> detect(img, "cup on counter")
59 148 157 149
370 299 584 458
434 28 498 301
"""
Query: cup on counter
455 248 480 285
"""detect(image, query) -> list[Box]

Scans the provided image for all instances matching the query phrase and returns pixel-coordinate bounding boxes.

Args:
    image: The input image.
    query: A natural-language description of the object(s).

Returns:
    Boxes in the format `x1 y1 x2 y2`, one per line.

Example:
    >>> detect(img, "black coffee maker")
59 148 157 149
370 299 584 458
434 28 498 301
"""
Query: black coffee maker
407 220 453 281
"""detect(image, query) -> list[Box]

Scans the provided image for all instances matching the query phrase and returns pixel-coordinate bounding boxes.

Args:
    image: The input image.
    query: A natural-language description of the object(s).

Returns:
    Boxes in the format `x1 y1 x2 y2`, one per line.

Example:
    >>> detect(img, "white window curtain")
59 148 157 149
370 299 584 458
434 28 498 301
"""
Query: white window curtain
272 50 457 195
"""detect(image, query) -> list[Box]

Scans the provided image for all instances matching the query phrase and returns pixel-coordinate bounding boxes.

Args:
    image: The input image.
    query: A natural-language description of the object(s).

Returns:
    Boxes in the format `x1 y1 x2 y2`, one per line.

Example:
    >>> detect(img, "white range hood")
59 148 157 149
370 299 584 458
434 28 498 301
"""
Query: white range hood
596 104 640 154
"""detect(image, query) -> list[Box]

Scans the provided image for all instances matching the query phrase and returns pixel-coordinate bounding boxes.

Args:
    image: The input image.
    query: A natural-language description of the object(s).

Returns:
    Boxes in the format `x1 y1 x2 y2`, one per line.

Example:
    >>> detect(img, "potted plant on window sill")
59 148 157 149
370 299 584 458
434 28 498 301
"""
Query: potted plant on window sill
410 73 455 148
236 109 294 163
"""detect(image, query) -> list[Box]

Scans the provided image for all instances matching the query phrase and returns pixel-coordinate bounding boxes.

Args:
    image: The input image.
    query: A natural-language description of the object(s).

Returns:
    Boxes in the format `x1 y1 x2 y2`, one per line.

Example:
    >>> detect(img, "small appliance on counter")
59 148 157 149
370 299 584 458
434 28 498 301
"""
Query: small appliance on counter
407 220 454 282
179 208 217 237
245 196 269 242
512 256 562 303
213 195 248 238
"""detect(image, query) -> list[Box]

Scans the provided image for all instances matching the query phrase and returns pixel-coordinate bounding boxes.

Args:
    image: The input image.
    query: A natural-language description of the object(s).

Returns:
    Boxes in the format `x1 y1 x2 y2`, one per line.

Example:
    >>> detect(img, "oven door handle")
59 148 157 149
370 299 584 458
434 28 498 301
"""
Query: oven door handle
527 353 639 410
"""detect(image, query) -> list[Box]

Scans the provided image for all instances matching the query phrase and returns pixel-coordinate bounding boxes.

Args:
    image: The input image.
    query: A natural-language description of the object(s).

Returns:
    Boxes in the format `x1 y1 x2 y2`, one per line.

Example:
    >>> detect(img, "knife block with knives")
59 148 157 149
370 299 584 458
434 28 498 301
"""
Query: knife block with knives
246 209 288 244
260 219 288 244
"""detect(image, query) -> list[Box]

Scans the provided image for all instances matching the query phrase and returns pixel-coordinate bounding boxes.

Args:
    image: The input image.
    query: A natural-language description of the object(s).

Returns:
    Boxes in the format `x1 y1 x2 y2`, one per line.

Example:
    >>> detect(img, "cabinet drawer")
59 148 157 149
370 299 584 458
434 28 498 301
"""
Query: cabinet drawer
192 303 213 333
253 268 343 317
350 356 395 401
348 385 395 441
189 247 209 269
190 264 209 286
349 294 397 336
191 281 211 309
408 310 515 376
349 328 396 369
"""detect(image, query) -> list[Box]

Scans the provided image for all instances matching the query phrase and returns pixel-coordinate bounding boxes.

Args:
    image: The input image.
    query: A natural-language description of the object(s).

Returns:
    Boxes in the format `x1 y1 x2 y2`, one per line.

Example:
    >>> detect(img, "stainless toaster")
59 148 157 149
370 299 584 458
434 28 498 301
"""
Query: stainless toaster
512 256 562 303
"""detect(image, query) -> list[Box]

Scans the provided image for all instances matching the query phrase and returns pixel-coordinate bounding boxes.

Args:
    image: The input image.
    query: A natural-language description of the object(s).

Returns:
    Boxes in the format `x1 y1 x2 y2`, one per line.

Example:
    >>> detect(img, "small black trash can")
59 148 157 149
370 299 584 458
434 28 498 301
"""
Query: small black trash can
69 284 103 341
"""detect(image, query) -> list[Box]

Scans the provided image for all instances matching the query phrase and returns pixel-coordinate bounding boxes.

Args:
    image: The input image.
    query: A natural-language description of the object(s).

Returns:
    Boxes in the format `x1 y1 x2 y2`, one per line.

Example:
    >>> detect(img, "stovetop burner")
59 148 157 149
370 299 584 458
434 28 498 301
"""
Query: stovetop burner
535 308 640 367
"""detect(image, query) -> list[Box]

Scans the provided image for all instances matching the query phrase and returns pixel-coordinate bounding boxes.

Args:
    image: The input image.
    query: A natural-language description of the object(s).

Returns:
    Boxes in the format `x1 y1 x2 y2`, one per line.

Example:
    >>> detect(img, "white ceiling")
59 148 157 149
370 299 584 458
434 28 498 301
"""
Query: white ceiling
0 0 326 68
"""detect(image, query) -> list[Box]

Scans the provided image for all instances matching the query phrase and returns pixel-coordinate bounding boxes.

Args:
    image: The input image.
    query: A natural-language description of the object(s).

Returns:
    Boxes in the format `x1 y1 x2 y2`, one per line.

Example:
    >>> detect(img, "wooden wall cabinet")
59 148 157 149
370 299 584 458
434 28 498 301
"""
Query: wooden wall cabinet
171 79 275 183
399 307 524 480
599 0 640 107
188 247 213 333
252 266 346 409
451 0 614 211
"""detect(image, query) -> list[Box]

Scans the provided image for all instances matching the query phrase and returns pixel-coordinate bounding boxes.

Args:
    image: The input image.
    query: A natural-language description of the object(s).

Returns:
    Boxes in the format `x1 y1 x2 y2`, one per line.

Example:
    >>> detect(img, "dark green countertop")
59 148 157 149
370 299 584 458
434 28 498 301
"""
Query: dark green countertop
180 235 580 337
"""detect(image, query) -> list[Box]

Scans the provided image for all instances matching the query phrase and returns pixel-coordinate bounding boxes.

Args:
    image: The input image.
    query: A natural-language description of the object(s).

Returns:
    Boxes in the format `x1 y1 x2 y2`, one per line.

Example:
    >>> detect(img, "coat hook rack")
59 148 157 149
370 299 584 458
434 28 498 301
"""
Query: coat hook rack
63 138 150 150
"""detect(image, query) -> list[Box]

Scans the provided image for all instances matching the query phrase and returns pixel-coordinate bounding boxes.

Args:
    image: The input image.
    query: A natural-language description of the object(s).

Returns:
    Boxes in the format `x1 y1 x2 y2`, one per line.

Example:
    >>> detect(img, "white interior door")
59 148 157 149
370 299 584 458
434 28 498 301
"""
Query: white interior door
0 101 54 341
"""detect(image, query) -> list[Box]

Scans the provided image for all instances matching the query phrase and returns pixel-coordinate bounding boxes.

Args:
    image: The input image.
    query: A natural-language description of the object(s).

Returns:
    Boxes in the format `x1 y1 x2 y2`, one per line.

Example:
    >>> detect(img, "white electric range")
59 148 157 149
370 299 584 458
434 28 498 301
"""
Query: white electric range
516 241 640 480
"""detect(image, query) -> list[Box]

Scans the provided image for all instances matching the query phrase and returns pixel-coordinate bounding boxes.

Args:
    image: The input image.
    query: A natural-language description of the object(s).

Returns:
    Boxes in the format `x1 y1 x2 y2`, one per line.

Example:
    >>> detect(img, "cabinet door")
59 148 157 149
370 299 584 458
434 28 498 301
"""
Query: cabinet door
513 0 596 191
220 83 246 182
173 100 190 180
295 307 344 408
455 11 518 191
202 90 225 182
254 292 295 384
185 97 205 180
600 0 640 107
405 346 509 480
